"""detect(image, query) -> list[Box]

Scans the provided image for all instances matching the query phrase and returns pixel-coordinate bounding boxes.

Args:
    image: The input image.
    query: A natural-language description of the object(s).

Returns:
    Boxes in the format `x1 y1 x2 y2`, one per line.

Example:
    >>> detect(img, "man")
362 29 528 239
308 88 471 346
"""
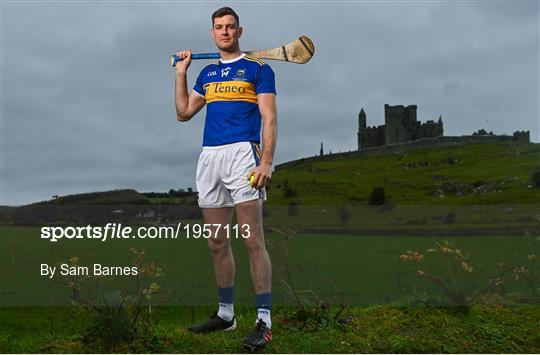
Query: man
174 7 276 350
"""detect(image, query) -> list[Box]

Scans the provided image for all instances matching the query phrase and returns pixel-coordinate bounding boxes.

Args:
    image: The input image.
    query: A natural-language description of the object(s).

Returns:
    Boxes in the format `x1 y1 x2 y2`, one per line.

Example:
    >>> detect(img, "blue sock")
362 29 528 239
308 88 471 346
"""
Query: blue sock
217 287 234 321
256 292 272 328
218 286 234 304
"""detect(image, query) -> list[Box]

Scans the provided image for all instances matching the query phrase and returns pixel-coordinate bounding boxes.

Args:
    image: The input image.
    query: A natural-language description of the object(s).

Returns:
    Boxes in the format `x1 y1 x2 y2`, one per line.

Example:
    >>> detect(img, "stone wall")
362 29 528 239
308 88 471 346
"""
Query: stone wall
359 125 385 148
513 130 530 142
418 119 443 139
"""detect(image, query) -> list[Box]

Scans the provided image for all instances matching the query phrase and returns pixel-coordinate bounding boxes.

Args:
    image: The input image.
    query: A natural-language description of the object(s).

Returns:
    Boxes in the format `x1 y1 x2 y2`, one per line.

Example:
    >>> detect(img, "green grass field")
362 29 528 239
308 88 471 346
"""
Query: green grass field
1 305 539 353
1 141 539 352
260 203 540 233
1 226 537 307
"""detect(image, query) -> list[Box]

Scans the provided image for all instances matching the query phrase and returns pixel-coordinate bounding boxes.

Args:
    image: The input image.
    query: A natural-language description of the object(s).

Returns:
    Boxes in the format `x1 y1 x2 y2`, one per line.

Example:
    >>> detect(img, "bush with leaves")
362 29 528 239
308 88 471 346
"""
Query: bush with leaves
400 241 537 307
282 179 297 198
268 227 351 331
60 250 165 352
288 201 299 216
530 169 540 188
338 207 350 223
369 187 386 205
443 212 456 224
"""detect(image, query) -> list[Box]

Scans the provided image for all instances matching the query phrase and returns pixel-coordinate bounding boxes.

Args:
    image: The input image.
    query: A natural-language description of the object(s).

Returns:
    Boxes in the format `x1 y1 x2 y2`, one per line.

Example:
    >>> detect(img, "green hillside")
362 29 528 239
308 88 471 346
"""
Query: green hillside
3 141 539 232
267 141 540 205
41 189 150 205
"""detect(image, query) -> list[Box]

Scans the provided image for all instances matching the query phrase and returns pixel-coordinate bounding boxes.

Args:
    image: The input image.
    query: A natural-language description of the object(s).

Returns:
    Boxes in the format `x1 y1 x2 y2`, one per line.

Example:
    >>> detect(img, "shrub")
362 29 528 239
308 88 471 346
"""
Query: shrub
369 187 386 205
400 241 537 307
338 207 350 223
288 202 298 216
446 156 459 165
84 291 135 349
443 213 456 224
3 213 14 224
283 179 297 198
64 251 164 352
268 227 350 330
531 170 540 188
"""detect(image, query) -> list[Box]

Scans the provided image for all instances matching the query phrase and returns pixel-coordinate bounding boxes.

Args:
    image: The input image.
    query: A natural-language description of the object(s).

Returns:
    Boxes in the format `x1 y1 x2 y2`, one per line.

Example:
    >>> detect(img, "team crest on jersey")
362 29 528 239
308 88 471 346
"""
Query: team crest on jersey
232 68 247 81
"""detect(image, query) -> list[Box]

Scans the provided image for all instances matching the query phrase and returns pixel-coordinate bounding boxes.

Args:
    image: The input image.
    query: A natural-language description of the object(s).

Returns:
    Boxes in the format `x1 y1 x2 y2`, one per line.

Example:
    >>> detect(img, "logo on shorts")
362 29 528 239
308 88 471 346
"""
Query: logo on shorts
242 189 257 197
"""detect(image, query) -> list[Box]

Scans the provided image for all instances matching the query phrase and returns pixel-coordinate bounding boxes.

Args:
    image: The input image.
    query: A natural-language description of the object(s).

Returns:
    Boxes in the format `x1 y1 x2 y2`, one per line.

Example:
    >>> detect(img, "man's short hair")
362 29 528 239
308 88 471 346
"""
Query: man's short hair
212 7 239 27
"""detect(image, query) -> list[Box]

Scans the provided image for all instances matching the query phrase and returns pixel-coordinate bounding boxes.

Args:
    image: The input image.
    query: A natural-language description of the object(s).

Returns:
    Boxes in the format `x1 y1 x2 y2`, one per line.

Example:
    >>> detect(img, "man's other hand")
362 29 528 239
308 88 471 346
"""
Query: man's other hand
175 49 192 74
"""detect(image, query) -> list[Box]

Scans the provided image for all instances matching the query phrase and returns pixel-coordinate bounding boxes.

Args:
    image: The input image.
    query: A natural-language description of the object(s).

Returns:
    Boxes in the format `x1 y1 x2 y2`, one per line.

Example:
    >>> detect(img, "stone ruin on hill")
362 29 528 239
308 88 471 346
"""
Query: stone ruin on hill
357 104 530 150
276 104 532 170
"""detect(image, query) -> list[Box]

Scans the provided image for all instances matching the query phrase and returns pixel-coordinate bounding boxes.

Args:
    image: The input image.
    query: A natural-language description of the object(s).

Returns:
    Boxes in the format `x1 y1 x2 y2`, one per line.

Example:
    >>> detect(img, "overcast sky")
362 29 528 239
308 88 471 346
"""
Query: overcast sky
2 1 539 205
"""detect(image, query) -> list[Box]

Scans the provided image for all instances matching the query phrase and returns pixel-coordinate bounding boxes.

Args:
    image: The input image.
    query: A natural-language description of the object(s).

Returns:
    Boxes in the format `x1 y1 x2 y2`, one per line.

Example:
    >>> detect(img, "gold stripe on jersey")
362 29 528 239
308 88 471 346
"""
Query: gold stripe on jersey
244 54 265 65
203 81 258 104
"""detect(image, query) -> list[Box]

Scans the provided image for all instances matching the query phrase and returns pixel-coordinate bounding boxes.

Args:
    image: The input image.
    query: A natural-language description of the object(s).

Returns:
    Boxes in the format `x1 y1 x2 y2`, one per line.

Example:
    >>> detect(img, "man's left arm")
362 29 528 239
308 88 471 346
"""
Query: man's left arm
250 93 277 189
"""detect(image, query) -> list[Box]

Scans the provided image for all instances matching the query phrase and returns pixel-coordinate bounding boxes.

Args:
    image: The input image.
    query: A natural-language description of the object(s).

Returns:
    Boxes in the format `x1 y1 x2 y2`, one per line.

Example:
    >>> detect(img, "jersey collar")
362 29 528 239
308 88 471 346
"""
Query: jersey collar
219 53 245 64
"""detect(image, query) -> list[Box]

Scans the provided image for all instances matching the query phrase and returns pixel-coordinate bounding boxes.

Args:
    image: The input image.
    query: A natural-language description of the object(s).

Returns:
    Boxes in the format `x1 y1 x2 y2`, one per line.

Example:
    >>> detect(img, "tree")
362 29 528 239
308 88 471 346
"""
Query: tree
531 170 540 188
283 179 297 198
369 187 386 205
338 207 350 223
288 202 298 216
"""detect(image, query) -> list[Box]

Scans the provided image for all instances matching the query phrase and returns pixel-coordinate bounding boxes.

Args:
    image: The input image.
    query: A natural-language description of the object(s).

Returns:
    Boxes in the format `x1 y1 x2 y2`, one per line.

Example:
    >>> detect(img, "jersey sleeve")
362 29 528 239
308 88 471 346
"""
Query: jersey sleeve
193 70 205 97
255 64 276 95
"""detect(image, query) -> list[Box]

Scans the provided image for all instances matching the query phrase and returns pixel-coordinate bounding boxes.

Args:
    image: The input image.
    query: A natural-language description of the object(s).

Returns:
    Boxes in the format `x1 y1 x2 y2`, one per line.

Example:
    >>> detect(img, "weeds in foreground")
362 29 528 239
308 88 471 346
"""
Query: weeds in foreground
268 227 352 330
401 240 538 307
55 249 165 352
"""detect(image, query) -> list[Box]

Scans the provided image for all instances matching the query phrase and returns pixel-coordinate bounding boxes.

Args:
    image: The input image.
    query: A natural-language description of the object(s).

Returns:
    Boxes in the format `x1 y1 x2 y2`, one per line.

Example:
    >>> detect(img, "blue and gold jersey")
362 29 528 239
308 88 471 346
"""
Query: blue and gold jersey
193 53 276 146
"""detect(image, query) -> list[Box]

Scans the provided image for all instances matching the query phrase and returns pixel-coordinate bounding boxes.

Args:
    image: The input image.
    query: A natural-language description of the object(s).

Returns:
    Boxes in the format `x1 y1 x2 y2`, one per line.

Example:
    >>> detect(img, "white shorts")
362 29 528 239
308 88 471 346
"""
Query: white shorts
196 141 267 208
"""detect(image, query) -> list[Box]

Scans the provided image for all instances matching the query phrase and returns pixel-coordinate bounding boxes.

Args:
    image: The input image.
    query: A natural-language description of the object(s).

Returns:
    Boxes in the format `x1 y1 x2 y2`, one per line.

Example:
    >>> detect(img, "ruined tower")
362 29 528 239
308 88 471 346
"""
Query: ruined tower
384 104 418 145
357 108 386 149
357 109 366 150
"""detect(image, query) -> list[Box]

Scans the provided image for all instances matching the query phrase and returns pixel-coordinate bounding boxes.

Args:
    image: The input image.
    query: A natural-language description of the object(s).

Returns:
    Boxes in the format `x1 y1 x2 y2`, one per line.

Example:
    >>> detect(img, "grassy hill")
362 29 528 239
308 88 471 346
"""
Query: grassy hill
39 189 150 205
2 189 201 226
258 141 540 234
3 141 539 232
267 141 540 205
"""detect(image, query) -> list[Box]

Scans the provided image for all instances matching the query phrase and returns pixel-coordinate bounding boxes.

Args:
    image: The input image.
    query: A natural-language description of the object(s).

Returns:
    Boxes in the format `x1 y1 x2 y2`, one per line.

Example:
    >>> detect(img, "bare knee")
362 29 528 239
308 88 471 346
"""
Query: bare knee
244 234 267 259
208 237 230 257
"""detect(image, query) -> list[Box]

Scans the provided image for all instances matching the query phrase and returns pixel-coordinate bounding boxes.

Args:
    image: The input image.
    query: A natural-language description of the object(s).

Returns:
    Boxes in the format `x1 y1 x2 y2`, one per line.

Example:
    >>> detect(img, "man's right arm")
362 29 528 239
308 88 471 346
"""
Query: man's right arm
175 49 206 122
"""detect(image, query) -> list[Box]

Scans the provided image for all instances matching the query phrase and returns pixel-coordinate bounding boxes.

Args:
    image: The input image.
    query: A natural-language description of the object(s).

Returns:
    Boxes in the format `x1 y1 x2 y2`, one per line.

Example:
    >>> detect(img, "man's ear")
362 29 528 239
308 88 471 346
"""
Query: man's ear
238 26 243 38
210 28 216 41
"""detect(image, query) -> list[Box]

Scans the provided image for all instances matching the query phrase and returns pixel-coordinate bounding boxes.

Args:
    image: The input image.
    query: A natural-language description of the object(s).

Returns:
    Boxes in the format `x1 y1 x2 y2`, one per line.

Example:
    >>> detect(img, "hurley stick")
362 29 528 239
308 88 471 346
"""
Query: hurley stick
171 35 315 66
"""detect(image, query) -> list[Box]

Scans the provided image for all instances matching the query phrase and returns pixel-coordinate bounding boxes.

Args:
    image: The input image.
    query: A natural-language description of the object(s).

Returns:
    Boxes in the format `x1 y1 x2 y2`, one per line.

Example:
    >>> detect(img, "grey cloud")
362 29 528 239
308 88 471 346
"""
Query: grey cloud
2 2 538 205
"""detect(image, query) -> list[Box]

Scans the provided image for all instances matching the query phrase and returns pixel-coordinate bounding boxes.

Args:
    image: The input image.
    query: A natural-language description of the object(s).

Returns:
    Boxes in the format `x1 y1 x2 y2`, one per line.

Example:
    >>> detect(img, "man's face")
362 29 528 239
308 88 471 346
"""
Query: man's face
211 15 242 52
